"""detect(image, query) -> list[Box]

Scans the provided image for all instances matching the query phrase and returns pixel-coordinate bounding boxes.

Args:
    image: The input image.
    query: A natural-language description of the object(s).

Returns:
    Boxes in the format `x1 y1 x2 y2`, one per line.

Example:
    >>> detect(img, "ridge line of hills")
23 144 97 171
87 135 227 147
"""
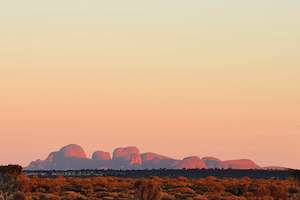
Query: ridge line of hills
24 144 288 171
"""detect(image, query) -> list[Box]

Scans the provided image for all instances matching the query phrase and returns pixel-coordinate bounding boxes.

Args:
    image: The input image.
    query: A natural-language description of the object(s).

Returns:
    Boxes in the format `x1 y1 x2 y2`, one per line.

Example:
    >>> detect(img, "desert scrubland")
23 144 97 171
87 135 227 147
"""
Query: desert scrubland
1 165 300 200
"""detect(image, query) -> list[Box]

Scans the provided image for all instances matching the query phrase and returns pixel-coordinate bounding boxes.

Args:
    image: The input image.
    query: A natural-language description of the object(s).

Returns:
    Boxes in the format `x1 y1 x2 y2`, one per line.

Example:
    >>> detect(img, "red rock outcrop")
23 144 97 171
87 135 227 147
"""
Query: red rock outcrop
141 153 170 163
45 152 59 163
27 159 46 169
25 144 91 170
113 146 140 161
45 144 87 164
174 156 207 169
216 159 261 169
60 144 87 158
128 153 142 166
140 152 176 169
202 157 221 169
24 144 269 171
92 151 111 161
111 146 143 169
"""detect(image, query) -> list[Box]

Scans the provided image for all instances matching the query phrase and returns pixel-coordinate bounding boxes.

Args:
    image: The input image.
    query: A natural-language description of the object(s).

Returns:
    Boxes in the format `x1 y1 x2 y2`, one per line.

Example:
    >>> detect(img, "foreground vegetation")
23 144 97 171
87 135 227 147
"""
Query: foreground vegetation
1 165 300 200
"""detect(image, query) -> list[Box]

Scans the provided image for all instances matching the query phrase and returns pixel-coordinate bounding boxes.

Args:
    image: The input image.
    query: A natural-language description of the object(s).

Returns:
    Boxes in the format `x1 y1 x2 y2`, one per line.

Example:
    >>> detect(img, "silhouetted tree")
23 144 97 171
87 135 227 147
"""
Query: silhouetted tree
11 191 27 200
294 170 300 182
0 165 22 179
0 165 22 200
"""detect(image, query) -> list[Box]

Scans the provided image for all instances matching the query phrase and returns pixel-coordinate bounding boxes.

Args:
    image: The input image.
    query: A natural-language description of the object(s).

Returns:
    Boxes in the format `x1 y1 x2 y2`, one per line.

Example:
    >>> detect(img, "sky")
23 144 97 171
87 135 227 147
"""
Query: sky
0 1 299 169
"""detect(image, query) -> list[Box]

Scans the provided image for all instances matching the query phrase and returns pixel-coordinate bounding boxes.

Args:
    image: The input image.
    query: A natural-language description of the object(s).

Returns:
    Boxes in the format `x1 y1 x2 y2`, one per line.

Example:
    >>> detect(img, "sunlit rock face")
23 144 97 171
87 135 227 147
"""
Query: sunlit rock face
174 156 207 169
128 153 142 167
45 144 87 164
27 159 46 169
59 144 87 158
202 157 221 169
92 151 111 161
113 147 140 161
111 146 142 169
216 159 261 170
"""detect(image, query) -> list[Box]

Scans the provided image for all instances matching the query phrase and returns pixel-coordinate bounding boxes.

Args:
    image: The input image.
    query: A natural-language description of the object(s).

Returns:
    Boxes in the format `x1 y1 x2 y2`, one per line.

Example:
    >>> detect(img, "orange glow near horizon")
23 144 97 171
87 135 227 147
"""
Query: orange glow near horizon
0 1 299 169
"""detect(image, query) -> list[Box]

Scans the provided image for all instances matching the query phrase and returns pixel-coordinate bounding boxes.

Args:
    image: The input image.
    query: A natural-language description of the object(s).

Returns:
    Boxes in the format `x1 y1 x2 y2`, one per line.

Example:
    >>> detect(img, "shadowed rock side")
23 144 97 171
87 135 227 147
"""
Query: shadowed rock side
91 151 112 169
92 151 111 161
140 152 176 169
202 157 221 169
141 152 171 163
26 144 92 170
24 144 271 171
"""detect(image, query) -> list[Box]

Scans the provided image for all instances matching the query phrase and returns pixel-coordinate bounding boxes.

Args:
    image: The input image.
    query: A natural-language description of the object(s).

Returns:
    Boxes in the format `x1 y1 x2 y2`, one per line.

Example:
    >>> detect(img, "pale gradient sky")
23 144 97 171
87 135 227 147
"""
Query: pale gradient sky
0 1 299 169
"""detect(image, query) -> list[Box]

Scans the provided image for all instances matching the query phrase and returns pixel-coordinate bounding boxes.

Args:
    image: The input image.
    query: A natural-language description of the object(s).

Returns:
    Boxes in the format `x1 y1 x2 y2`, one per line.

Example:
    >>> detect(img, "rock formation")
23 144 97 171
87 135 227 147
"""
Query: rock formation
24 144 281 171
45 144 87 163
92 151 111 161
26 144 92 170
113 147 140 161
140 152 171 163
111 146 141 169
174 156 207 169
202 157 221 169
128 153 142 167
216 159 261 170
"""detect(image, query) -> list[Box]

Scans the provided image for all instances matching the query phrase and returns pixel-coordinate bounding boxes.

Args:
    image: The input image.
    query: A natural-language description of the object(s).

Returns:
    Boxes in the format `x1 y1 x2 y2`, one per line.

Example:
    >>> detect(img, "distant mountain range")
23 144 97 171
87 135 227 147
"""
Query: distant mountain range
24 144 288 171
